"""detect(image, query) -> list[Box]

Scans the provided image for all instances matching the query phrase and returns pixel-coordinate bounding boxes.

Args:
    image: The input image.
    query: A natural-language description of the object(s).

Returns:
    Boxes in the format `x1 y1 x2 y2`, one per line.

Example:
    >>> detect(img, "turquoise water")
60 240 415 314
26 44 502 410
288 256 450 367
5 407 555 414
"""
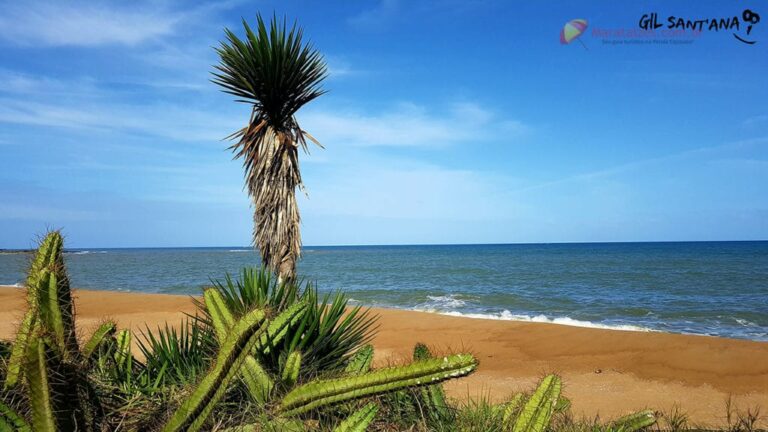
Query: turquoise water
1 242 766 341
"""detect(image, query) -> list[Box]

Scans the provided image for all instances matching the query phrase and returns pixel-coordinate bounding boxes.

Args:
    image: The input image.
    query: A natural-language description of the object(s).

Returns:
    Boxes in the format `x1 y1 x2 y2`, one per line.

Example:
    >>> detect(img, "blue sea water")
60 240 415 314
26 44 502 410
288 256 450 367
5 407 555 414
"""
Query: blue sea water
1 242 766 341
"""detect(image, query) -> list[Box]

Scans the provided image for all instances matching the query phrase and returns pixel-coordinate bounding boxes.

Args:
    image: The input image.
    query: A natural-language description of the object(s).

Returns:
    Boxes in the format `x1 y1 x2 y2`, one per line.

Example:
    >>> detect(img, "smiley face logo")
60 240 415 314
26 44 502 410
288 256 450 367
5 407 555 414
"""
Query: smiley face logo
734 9 760 44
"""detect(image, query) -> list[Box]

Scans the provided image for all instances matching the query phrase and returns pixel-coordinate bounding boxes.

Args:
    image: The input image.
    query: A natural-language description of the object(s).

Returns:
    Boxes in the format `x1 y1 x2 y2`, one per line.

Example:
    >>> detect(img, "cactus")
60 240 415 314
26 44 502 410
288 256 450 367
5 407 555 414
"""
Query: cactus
4 232 64 389
282 351 302 387
511 375 561 432
0 400 31 432
204 288 235 339
115 329 133 372
36 263 79 363
333 402 378 432
161 307 267 432
611 409 657 432
279 353 477 416
254 302 308 355
502 393 525 426
412 343 449 421
24 333 58 431
344 345 374 376
204 291 308 404
82 321 117 360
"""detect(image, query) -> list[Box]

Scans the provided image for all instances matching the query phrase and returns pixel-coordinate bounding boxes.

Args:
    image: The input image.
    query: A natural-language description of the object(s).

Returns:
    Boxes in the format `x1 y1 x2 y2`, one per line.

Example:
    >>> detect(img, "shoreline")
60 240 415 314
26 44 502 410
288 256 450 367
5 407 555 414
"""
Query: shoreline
1 286 767 427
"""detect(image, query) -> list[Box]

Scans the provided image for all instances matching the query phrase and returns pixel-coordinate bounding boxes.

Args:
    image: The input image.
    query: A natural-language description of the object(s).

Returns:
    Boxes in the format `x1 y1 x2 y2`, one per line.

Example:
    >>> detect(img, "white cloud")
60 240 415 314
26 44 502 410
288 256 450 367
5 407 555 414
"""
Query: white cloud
0 97 242 142
301 102 527 147
0 2 180 47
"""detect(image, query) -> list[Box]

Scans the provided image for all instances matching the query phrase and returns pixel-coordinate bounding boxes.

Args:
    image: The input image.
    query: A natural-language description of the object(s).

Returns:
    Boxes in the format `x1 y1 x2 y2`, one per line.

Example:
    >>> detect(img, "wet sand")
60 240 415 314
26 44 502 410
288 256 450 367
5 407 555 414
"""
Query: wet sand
1 286 766 427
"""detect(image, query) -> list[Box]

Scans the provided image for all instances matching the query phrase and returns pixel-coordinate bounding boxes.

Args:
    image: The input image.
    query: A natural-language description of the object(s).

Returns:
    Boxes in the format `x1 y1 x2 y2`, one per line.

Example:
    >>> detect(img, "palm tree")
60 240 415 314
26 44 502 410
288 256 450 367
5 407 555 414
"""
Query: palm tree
212 15 327 280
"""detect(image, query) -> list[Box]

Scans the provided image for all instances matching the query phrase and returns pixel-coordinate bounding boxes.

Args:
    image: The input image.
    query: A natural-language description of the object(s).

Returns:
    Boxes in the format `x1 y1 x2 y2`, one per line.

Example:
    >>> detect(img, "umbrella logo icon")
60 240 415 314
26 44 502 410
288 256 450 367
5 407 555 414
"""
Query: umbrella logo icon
561 19 589 50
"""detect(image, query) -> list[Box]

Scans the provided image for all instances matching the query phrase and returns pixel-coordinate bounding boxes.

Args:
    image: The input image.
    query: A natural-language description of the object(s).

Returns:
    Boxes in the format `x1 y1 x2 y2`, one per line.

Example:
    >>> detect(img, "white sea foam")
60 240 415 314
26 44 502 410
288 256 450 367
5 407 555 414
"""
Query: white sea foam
413 308 653 332
424 294 467 309
66 250 107 255
228 249 249 253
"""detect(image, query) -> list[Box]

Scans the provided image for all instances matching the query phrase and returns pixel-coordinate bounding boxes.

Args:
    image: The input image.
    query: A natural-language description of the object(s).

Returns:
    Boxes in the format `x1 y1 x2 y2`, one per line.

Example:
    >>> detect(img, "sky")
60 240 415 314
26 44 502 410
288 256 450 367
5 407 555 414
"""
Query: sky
0 0 766 248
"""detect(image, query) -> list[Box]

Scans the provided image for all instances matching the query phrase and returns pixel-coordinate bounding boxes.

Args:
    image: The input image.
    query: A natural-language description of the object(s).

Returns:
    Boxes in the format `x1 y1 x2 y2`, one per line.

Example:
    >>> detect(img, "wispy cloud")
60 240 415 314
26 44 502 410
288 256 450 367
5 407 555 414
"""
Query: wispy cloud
301 102 528 147
0 2 181 47
0 97 242 142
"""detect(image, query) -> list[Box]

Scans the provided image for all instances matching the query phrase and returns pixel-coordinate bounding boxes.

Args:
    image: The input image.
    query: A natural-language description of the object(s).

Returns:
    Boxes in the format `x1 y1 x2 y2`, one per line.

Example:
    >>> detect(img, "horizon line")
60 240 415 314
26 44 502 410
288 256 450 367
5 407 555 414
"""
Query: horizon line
2 239 767 251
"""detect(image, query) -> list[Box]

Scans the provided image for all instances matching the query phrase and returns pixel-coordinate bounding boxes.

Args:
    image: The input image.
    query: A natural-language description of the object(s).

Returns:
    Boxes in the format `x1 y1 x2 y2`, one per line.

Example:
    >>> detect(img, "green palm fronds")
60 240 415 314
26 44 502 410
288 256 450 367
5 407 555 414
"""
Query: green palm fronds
137 319 214 387
212 15 327 280
198 268 377 375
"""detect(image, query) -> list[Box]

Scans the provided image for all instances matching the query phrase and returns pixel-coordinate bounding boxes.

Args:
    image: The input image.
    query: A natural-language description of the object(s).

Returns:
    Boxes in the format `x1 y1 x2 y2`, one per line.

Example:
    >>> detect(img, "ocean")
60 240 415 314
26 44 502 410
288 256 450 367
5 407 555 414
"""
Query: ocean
1 242 766 341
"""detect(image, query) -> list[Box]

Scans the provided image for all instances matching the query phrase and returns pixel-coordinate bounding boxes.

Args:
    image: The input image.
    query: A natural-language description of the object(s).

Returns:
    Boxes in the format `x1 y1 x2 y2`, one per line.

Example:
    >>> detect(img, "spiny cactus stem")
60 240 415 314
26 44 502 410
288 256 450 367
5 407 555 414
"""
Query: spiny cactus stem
162 308 266 432
280 354 477 416
333 402 379 432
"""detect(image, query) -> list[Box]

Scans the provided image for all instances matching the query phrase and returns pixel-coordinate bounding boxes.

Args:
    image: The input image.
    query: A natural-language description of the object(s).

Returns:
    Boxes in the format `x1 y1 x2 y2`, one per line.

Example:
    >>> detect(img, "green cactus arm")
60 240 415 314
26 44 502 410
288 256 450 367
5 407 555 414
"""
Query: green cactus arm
344 345 374 376
3 313 36 389
0 400 32 432
279 353 477 416
204 288 235 340
611 409 657 432
81 321 117 359
412 343 449 419
282 351 302 387
161 308 267 432
36 266 79 363
115 329 133 371
512 374 561 432
4 232 65 390
205 292 285 404
333 402 378 432
24 335 56 432
255 302 308 355
26 231 64 291
241 356 274 404
502 393 525 426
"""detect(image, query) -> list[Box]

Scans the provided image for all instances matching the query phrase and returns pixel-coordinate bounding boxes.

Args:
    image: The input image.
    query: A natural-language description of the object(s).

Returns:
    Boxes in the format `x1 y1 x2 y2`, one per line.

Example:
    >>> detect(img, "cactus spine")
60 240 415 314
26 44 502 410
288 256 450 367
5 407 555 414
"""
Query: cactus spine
344 345 374 376
161 308 267 432
611 409 657 432
333 402 378 432
279 353 477 416
511 375 561 432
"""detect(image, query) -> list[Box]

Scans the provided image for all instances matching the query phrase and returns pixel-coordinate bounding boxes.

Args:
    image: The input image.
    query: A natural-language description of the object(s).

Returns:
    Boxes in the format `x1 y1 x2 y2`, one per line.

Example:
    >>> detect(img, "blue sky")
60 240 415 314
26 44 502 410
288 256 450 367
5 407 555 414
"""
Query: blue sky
0 0 766 248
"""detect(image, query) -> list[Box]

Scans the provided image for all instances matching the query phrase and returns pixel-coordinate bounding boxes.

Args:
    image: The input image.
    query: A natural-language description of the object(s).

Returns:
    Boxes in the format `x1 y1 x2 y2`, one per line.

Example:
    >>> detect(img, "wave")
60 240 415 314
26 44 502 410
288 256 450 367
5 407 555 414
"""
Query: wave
228 249 250 253
66 251 108 255
413 308 653 332
424 294 468 309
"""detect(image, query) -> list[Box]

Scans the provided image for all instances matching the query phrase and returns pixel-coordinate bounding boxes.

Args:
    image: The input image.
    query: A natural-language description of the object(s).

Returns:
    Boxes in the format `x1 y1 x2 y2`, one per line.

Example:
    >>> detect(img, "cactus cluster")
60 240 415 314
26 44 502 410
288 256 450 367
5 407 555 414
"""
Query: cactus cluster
0 232 479 431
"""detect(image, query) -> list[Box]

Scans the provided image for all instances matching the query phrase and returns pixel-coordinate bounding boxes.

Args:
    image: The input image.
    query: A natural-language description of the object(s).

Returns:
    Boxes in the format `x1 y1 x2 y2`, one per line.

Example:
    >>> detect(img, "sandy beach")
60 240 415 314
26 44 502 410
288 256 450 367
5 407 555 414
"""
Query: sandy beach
1 285 766 428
